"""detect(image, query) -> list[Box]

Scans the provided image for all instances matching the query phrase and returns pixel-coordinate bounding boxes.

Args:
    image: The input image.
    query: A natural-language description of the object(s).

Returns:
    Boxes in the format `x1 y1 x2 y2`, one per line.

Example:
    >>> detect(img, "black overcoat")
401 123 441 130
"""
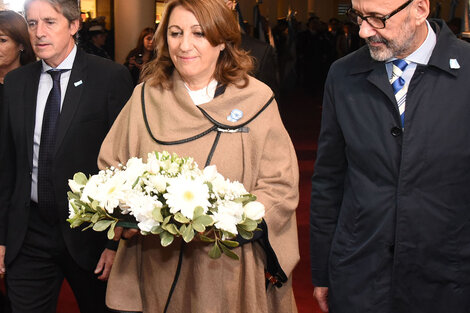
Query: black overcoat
310 19 470 313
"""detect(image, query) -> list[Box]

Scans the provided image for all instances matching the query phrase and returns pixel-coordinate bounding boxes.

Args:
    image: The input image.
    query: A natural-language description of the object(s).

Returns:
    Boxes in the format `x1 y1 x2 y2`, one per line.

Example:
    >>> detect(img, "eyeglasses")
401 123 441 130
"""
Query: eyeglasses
346 0 414 29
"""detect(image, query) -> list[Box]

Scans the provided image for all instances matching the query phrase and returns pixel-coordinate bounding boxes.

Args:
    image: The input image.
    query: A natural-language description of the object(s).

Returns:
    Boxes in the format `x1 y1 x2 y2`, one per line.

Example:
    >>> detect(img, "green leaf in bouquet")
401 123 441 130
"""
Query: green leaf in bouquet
152 207 164 223
67 191 80 200
151 225 164 235
239 218 258 231
174 212 190 224
82 223 94 231
182 224 195 243
192 221 206 233
92 219 114 232
193 215 213 227
220 242 239 260
221 230 237 240
193 206 204 219
107 221 117 240
163 215 171 226
208 242 222 259
164 223 179 235
73 172 88 185
221 240 239 248
95 205 107 216
91 200 100 211
237 226 254 240
160 231 174 247
234 194 257 204
198 234 215 243
91 213 100 224
131 176 141 189
69 217 85 228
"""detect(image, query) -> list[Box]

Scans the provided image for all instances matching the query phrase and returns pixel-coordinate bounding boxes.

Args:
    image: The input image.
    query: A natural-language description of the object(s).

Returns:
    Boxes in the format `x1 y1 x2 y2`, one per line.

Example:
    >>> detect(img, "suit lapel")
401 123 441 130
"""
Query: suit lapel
25 62 42 170
54 49 86 155
366 64 398 113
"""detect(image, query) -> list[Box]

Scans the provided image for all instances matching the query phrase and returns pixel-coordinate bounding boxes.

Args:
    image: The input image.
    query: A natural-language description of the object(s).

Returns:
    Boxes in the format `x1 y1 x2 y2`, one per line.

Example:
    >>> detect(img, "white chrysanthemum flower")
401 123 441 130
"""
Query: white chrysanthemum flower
126 192 162 232
80 174 104 203
212 200 244 234
227 181 248 197
123 157 147 185
95 172 128 213
146 153 162 174
203 165 218 181
243 201 265 220
164 177 210 219
147 174 168 193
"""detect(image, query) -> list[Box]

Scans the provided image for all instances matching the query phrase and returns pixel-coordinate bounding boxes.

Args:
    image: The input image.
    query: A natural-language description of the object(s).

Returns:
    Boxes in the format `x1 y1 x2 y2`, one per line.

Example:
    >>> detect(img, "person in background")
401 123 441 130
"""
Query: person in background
0 10 36 313
0 10 35 90
224 0 280 104
124 27 155 86
310 0 470 312
98 0 299 312
0 0 133 312
83 23 111 59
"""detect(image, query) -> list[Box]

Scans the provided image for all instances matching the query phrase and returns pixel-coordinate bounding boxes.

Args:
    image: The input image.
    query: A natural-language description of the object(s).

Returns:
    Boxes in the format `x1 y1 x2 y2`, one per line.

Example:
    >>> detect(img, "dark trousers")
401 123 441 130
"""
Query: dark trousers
6 202 107 313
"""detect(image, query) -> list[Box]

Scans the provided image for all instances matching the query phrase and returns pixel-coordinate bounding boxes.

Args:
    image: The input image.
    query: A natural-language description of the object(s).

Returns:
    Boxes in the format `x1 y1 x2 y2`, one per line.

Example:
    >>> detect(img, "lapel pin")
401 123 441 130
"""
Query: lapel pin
74 80 83 87
227 109 243 122
449 59 460 69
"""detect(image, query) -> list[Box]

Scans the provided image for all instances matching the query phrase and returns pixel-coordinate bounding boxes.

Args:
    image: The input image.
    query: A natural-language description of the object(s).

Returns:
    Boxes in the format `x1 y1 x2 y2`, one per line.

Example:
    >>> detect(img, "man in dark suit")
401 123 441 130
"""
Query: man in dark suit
310 0 470 312
0 0 133 312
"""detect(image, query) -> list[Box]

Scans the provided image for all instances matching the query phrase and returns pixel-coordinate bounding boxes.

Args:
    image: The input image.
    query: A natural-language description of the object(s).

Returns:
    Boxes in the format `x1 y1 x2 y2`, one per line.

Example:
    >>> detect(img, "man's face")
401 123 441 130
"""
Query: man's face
26 0 79 67
352 0 417 61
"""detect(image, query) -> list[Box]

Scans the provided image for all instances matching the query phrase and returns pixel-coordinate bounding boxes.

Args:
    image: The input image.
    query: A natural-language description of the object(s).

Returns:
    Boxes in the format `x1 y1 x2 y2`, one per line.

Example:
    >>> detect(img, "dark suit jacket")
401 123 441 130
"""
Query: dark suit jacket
240 34 280 102
0 48 133 271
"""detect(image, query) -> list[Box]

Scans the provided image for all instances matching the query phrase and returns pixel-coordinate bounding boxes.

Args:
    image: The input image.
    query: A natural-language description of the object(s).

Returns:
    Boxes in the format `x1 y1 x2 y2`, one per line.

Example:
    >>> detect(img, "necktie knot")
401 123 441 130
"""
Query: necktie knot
47 69 67 82
392 59 409 72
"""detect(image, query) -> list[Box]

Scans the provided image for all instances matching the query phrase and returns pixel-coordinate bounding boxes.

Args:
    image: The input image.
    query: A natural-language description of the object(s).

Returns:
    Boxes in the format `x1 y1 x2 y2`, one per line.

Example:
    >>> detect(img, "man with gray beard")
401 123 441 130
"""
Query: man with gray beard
310 0 470 312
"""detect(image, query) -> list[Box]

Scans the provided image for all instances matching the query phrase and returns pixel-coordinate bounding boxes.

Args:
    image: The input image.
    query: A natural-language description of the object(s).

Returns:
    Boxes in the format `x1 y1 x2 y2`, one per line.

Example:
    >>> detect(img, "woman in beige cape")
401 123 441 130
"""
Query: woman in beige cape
98 0 299 312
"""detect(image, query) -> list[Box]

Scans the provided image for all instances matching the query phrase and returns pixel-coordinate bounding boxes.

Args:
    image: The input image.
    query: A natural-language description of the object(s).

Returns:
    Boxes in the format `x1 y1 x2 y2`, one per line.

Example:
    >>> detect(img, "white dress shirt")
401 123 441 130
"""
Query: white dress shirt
385 20 437 87
31 45 77 202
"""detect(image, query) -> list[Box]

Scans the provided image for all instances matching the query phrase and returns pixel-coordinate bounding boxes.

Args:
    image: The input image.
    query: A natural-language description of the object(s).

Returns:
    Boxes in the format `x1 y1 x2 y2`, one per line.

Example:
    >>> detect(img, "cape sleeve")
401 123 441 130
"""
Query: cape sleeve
249 99 300 278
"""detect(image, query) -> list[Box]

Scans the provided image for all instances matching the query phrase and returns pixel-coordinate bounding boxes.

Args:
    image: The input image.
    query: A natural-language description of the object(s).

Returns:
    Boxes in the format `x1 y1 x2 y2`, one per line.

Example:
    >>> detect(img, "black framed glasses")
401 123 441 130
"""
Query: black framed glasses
346 0 414 29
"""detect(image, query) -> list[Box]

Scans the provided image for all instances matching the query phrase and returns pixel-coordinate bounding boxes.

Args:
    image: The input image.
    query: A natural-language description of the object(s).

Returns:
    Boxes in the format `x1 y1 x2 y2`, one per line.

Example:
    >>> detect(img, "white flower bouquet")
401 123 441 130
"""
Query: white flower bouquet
67 151 265 259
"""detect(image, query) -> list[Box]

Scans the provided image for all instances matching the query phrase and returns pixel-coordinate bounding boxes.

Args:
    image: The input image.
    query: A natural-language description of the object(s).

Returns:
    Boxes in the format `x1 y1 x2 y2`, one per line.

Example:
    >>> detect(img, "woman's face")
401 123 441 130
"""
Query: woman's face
0 30 22 70
143 34 153 52
167 6 224 89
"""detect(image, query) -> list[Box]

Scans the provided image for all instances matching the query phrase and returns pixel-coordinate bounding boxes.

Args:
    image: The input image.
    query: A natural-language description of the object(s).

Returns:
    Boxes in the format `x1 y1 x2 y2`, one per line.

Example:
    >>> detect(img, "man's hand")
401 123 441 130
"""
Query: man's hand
112 226 139 241
313 286 329 313
0 245 5 275
94 248 116 281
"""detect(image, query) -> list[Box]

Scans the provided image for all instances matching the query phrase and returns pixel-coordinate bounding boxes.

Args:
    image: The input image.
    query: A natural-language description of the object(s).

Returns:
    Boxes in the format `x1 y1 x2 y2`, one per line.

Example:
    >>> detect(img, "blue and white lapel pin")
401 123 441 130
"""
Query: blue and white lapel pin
227 109 243 122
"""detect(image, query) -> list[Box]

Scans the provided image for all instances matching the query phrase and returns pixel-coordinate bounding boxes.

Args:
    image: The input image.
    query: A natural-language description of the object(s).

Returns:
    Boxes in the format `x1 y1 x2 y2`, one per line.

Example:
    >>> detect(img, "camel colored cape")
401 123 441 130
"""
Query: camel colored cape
98 72 300 313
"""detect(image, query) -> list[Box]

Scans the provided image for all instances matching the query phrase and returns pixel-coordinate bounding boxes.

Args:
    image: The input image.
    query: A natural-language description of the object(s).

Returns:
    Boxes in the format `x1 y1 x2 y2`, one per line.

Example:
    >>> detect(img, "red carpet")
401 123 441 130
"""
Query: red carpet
4 86 324 313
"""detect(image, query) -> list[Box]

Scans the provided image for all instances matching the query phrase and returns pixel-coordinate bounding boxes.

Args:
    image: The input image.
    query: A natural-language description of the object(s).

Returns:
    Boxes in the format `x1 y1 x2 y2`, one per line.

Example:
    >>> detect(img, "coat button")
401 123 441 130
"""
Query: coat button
391 127 402 137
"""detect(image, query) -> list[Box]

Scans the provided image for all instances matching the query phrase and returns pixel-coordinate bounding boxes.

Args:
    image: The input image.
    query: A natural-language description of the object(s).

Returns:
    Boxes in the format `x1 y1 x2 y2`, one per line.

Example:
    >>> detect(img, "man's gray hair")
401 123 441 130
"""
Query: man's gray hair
25 0 80 24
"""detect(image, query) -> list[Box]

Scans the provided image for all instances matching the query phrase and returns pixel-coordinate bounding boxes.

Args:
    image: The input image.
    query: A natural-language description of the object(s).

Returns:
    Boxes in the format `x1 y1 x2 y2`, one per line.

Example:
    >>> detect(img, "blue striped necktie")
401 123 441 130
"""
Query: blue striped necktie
390 59 410 128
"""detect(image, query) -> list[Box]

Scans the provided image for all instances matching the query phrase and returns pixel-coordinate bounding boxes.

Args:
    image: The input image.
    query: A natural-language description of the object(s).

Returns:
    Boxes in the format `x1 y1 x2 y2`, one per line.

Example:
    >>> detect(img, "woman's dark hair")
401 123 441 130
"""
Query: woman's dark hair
134 27 155 55
0 10 35 65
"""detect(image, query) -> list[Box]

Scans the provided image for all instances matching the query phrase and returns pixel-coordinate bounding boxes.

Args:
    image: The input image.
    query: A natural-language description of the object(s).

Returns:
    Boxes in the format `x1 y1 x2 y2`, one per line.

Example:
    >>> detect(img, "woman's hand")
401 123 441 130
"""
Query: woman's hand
113 226 139 241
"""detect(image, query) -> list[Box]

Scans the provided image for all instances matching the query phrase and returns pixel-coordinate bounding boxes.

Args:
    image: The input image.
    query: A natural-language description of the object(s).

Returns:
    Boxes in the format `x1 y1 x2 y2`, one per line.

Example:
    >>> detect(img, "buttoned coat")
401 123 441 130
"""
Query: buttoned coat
98 73 300 313
310 20 470 313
